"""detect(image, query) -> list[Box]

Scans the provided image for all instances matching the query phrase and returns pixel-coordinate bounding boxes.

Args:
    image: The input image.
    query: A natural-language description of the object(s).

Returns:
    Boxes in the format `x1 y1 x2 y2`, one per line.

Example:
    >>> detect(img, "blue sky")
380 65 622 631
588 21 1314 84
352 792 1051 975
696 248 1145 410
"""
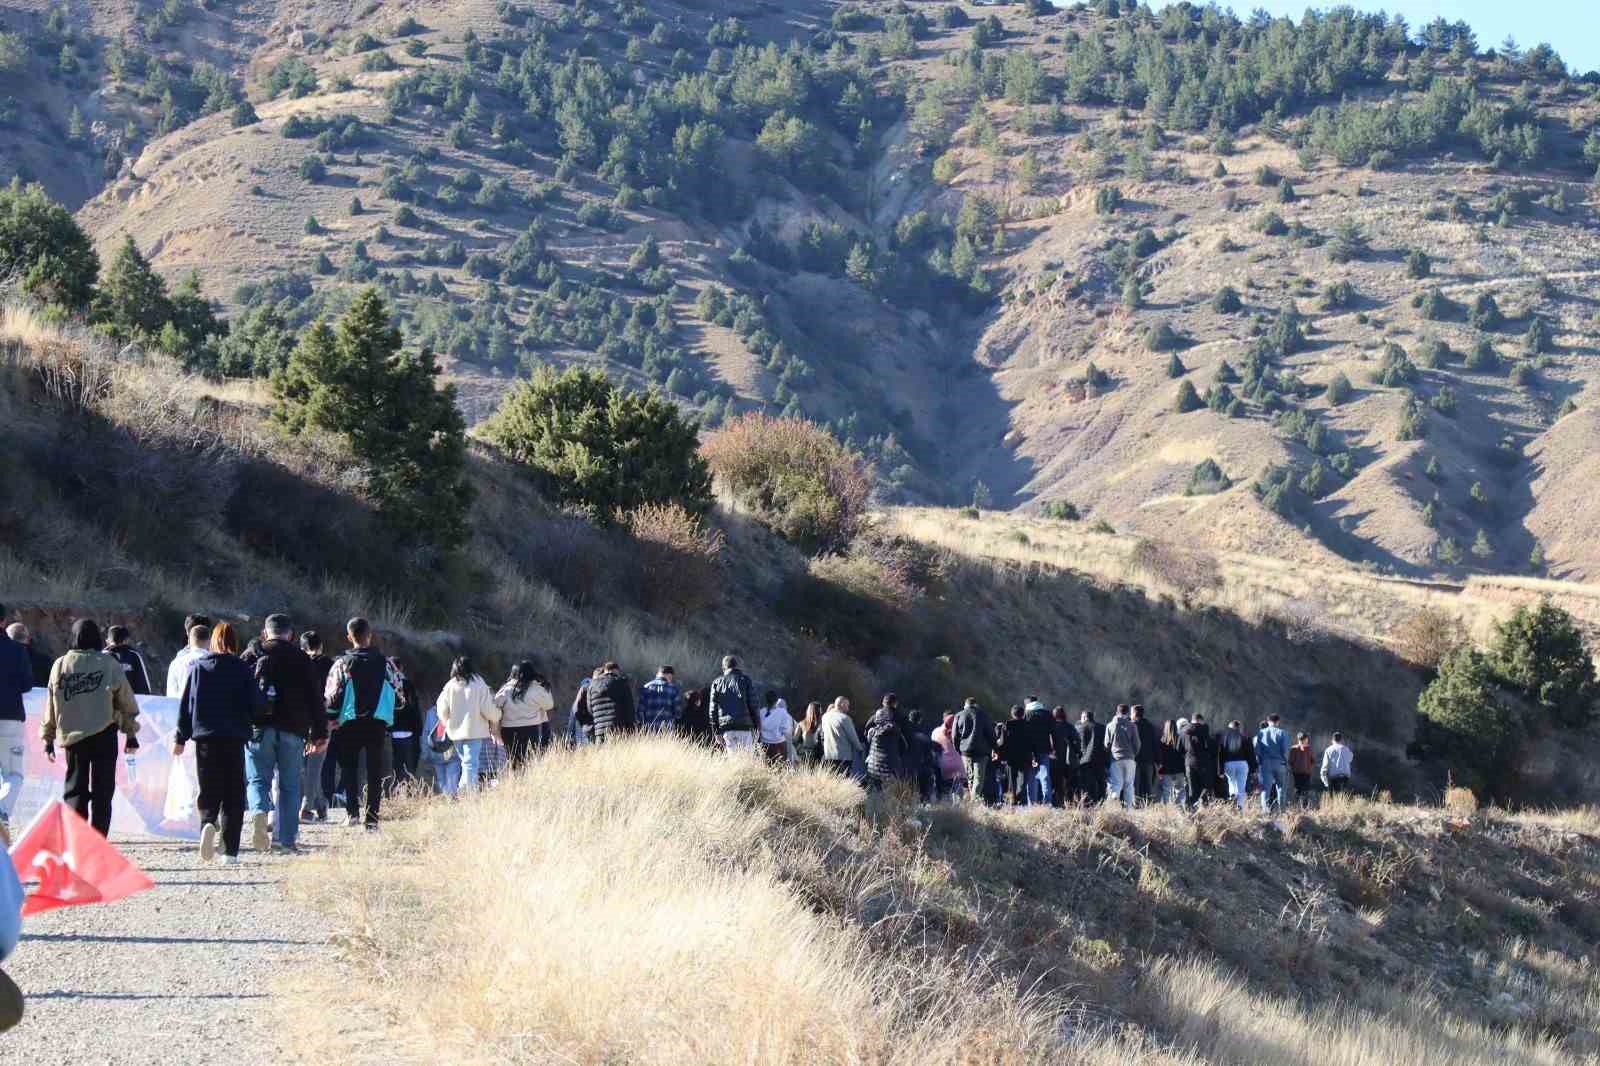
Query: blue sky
1154 2 1600 75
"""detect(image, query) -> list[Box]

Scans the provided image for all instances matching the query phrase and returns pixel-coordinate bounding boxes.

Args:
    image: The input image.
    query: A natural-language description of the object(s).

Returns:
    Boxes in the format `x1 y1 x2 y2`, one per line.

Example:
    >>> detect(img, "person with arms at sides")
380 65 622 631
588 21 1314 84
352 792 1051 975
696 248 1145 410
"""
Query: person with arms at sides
42 619 140 837
241 614 323 853
0 604 34 845
436 656 498 796
387 657 422 794
103 624 153 696
637 665 682 733
793 702 826 768
175 623 261 863
300 630 335 822
819 697 864 778
709 655 758 753
324 617 405 827
494 660 554 770
1321 732 1354 795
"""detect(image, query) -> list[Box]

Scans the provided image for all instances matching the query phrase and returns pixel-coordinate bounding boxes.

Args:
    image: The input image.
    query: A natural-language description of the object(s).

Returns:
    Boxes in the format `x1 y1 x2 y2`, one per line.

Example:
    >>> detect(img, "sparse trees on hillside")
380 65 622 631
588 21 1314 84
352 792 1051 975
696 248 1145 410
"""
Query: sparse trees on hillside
93 236 172 343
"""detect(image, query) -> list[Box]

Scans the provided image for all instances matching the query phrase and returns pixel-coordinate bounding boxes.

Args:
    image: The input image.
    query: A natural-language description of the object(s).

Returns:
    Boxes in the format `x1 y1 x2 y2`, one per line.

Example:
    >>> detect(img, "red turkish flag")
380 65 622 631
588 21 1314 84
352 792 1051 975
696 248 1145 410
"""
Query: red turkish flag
8 801 154 916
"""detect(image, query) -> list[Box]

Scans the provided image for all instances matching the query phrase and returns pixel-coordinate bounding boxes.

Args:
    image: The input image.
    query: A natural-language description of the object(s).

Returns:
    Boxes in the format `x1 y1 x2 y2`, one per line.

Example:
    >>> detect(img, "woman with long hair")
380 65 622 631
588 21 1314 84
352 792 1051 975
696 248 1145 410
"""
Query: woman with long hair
1157 718 1187 807
42 619 140 837
494 660 554 771
173 623 260 862
793 702 825 767
436 656 498 796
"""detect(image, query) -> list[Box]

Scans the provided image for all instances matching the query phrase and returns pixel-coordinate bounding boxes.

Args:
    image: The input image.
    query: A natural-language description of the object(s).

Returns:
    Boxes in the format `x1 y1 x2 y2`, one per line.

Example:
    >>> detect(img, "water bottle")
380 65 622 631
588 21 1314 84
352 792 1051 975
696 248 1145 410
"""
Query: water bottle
125 749 138 784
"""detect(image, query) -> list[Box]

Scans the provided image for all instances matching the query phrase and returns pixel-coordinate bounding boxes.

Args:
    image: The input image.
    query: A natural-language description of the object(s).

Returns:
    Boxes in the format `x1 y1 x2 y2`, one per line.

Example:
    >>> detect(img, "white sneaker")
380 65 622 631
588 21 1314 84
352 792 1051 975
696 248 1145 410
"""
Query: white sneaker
199 822 218 862
222 854 241 866
251 811 270 853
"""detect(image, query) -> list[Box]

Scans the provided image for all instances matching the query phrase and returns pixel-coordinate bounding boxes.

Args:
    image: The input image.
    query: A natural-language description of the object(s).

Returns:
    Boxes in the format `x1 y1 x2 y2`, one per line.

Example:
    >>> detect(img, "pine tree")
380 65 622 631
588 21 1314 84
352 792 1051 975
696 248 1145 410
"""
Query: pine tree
1471 528 1493 559
1165 353 1186 378
271 289 473 550
1174 379 1203 412
93 236 172 341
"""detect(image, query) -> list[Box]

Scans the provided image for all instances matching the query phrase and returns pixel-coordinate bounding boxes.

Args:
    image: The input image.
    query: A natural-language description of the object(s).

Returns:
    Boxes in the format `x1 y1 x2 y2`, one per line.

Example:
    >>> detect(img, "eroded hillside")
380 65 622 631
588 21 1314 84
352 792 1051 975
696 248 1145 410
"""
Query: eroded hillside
8 0 1600 577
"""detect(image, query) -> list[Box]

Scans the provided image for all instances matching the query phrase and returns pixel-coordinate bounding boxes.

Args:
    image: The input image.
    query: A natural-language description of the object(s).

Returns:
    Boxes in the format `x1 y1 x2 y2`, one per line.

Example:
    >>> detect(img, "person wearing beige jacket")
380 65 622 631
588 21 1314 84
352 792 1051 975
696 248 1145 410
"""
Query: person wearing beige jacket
41 620 140 836
435 656 498 796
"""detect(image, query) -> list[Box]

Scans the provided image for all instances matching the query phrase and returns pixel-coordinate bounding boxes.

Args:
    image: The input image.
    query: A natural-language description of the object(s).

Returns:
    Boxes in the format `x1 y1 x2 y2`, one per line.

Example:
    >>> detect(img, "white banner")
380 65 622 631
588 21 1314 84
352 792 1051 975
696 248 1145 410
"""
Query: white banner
16 692 201 839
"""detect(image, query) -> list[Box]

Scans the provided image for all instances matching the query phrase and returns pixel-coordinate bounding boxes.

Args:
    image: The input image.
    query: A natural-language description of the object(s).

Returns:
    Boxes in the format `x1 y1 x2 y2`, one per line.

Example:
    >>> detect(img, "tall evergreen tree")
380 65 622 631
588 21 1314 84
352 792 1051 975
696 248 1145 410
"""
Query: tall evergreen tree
272 288 473 551
94 236 172 342
0 179 100 308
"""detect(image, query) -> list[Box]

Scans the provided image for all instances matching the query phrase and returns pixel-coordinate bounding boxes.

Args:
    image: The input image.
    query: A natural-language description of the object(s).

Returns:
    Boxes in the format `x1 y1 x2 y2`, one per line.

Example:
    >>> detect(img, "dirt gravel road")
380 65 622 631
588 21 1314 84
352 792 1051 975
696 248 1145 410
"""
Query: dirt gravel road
3 825 336 1064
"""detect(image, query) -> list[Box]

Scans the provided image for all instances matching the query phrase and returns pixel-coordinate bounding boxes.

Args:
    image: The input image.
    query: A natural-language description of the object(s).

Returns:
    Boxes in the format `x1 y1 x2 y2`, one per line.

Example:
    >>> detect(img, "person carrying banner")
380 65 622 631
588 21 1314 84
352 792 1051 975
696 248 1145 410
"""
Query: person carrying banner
174 623 263 863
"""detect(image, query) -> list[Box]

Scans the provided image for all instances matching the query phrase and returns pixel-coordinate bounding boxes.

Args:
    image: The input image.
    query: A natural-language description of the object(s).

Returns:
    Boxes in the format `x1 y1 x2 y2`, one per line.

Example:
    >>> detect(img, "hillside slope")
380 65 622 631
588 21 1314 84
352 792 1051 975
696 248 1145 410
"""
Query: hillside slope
17 0 1597 580
292 738 1600 1065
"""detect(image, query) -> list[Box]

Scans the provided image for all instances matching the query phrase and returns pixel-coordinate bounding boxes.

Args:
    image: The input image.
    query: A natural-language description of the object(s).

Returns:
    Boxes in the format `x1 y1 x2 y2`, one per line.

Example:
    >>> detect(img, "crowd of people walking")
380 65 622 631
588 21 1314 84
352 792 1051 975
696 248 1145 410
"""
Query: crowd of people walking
0 605 1362 855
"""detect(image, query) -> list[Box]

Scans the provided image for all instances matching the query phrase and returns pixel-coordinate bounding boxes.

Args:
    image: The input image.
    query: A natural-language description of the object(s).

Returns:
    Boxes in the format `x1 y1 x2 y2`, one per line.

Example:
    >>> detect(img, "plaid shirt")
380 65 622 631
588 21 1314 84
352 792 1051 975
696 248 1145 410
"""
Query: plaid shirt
637 676 682 729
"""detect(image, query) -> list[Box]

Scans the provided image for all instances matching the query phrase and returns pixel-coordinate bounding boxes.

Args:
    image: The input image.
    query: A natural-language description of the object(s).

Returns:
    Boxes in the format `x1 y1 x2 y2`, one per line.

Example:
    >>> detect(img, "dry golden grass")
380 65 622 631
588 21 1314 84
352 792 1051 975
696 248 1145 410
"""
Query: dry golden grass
883 507 1600 649
289 739 1600 1065
284 739 1171 1065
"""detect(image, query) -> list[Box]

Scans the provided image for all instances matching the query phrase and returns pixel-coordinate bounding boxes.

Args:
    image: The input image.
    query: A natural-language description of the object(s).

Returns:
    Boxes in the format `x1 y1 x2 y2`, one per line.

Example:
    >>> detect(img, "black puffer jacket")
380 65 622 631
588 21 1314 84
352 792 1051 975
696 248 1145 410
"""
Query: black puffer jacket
242 638 326 741
1134 718 1160 765
865 707 910 780
1180 722 1216 770
584 669 636 740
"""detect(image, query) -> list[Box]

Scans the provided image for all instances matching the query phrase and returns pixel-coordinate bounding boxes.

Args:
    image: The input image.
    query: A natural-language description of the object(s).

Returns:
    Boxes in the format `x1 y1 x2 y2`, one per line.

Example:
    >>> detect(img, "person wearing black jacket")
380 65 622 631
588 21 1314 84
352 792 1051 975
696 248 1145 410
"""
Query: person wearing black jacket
1050 706 1081 806
174 623 262 864
241 615 324 853
997 706 1034 807
1022 700 1055 806
864 694 911 790
951 698 995 804
1076 710 1107 803
1179 714 1217 809
1132 705 1159 805
302 631 336 822
583 662 635 742
104 625 152 696
388 658 422 793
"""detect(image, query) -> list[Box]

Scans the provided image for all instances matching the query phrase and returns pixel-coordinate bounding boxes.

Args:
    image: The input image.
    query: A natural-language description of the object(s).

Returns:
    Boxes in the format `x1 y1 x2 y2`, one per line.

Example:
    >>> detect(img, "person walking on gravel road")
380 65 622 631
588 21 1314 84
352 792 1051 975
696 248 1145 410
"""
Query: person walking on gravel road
175 623 262 864
42 619 141 838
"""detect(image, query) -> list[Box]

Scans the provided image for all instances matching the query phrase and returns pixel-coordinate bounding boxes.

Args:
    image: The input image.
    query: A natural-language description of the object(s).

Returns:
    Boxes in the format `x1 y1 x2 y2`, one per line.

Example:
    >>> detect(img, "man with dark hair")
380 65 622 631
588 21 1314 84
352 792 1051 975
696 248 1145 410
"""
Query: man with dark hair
242 614 324 852
387 656 421 794
166 614 213 698
1320 731 1353 794
1022 698 1055 806
1179 713 1216 809
584 661 635 743
637 666 682 732
1254 713 1291 813
1050 706 1081 805
324 617 404 828
1076 709 1107 803
104 625 152 696
864 693 911 792
301 630 335 821
952 698 995 804
709 654 757 753
1131 705 1159 804
0 604 33 844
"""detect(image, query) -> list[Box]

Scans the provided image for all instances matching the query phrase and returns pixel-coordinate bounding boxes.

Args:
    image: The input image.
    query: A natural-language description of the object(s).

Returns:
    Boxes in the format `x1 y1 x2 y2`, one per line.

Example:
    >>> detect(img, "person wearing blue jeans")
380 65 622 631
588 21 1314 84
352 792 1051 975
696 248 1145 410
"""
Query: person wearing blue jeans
449 737 483 794
247 727 305 849
1253 714 1291 813
241 616 325 851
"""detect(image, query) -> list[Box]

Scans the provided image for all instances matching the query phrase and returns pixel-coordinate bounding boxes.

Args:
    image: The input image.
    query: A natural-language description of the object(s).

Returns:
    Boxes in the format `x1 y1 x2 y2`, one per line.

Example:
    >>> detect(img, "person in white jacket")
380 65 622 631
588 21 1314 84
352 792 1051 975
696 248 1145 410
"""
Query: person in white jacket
758 692 797 767
493 661 554 771
435 657 499 796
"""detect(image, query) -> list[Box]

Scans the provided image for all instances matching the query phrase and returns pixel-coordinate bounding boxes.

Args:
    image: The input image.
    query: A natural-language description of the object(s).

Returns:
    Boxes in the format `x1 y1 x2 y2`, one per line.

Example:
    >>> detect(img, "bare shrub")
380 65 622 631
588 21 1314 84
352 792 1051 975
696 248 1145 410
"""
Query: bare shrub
1275 599 1328 645
1129 538 1223 603
701 413 871 553
1391 607 1468 669
623 502 725 620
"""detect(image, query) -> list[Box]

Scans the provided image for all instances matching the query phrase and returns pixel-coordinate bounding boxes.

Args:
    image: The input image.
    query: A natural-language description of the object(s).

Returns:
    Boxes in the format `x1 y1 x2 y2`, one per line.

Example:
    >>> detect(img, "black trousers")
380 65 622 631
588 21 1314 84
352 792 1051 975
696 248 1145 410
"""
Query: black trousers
387 734 420 795
1185 767 1214 808
336 718 388 824
1005 765 1030 806
501 723 550 771
1135 762 1157 803
195 738 247 856
63 725 120 836
1048 758 1069 807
